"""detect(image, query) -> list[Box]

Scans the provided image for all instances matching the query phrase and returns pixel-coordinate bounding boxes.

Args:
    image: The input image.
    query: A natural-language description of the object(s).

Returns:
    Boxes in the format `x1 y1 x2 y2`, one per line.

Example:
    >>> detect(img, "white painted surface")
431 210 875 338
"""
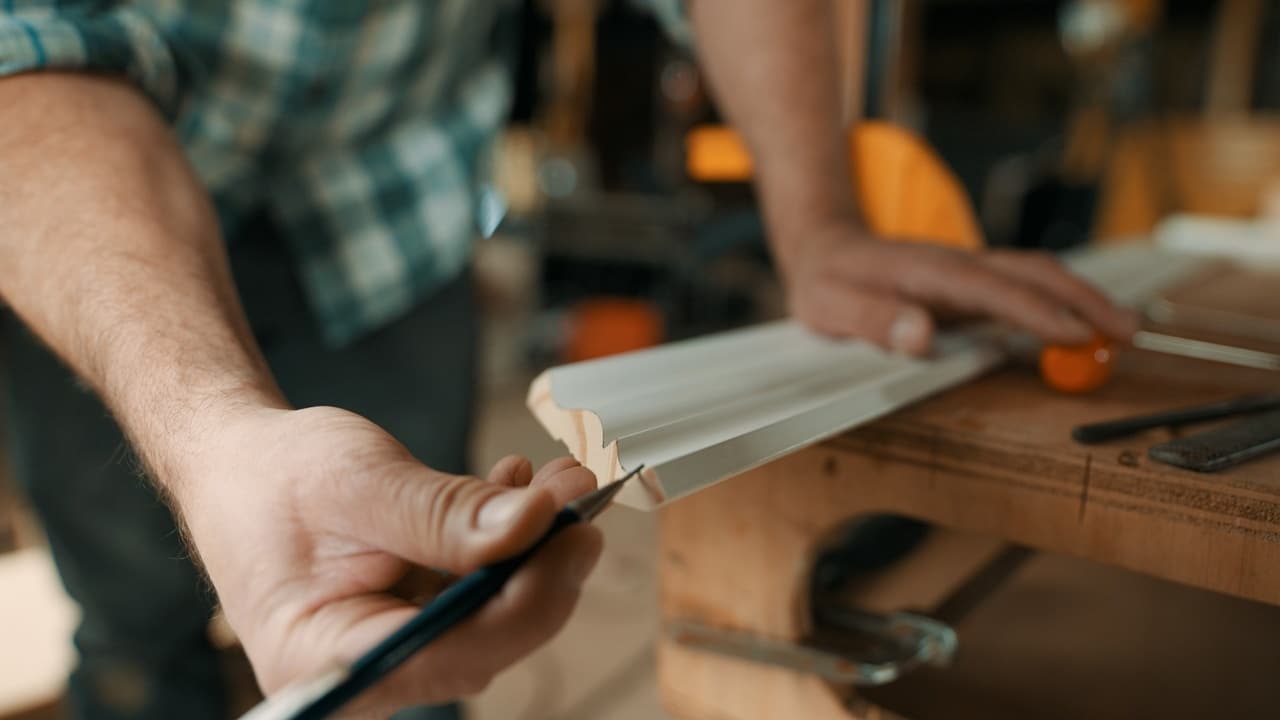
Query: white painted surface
1155 214 1280 268
544 324 1003 509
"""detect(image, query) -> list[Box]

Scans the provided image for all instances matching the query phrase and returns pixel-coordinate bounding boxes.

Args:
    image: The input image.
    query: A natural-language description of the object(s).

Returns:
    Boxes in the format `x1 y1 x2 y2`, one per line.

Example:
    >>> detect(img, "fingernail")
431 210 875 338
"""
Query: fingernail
477 491 527 530
890 309 929 353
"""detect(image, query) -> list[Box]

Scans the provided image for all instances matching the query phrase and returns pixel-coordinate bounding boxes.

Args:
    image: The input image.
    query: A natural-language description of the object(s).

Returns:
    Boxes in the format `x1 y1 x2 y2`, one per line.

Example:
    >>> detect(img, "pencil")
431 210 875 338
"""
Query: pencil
239 465 643 720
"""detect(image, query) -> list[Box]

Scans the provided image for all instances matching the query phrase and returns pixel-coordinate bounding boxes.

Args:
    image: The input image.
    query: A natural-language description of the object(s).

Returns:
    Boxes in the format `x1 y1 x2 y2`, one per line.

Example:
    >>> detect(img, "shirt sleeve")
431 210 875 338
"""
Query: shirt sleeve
0 1 183 116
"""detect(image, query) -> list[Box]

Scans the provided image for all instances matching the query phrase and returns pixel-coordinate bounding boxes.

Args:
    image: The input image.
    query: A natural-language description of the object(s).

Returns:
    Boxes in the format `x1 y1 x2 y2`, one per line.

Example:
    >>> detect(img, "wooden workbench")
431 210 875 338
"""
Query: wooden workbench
657 344 1280 719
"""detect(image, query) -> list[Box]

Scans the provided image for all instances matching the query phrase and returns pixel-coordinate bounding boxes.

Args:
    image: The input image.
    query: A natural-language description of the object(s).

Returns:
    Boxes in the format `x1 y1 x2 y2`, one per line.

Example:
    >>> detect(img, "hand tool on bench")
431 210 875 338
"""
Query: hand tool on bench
238 466 643 720
1073 394 1280 444
1073 396 1280 472
1148 409 1280 472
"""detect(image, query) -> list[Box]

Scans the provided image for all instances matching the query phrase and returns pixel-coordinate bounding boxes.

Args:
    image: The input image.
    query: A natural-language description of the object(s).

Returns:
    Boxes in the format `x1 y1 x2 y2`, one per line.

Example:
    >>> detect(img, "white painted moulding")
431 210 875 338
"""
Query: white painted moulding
528 245 1208 510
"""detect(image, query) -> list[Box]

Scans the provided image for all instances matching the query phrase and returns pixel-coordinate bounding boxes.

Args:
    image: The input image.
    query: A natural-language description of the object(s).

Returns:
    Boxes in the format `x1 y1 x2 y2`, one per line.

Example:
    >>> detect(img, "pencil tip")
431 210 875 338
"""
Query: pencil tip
570 465 644 521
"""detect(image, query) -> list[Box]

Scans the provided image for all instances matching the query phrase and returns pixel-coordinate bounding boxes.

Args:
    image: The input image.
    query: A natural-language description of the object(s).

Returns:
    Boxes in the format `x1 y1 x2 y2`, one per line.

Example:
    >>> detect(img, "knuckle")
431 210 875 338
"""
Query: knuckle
1011 284 1053 310
424 474 481 559
900 251 967 293
930 263 984 296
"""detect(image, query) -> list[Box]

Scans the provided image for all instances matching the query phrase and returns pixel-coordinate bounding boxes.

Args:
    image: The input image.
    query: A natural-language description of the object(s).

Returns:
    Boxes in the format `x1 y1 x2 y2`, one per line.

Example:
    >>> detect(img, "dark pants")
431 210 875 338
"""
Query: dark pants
2 220 474 719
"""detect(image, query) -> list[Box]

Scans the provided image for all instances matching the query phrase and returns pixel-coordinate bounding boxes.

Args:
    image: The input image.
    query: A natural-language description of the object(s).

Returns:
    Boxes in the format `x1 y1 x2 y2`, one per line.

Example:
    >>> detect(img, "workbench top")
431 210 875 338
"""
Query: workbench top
821 347 1280 605
656 266 1280 720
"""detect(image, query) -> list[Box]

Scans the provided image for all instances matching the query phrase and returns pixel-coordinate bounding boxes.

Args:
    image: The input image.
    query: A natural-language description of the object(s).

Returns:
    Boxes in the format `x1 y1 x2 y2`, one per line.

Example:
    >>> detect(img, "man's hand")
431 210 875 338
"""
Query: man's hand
178 405 602 716
686 2 1137 352
781 221 1139 354
1 73 603 717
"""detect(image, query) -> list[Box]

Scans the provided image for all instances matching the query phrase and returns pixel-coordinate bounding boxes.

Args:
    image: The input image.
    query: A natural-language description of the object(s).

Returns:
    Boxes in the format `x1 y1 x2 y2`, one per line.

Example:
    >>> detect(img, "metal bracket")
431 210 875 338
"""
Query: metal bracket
667 609 956 686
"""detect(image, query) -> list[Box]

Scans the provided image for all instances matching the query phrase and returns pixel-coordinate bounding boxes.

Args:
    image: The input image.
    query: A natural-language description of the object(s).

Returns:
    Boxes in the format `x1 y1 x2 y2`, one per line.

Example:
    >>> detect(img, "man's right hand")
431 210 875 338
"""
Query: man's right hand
2 75 603 716
4 41 613 720
174 405 603 718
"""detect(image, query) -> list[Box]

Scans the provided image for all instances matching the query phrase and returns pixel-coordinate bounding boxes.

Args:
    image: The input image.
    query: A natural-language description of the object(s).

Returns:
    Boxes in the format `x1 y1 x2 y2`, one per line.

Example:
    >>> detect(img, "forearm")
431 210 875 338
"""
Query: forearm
689 0 861 271
0 73 286 494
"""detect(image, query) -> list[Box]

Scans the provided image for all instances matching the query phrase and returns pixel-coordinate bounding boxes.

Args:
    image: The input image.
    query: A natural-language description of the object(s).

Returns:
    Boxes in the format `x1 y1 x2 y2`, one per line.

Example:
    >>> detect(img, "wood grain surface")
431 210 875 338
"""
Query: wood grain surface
658 335 1280 718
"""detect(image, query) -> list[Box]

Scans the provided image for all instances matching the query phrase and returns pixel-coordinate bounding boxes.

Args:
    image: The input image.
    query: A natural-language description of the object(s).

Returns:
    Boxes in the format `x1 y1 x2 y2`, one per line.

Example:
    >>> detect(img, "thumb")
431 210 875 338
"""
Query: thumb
351 466 559 573
793 281 935 355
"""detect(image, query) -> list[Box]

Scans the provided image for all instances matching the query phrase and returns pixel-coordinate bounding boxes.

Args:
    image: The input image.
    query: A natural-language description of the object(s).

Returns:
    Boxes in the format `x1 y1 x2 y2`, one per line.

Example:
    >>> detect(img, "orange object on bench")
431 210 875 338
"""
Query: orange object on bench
1039 334 1115 394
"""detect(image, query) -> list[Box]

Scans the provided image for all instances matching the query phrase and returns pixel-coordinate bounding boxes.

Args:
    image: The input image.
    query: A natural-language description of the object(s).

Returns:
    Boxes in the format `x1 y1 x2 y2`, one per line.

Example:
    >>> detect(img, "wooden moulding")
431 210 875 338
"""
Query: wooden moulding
528 324 1003 509
528 245 1207 510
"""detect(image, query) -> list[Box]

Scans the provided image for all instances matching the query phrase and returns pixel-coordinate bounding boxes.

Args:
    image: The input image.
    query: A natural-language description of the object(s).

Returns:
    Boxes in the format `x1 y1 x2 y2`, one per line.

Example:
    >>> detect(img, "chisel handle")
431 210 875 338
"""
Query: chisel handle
1072 394 1280 444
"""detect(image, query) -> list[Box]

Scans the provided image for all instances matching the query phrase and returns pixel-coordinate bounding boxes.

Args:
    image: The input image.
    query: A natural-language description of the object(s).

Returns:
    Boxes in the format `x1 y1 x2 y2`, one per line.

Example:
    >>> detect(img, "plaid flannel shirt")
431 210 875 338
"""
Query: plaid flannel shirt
1 0 515 345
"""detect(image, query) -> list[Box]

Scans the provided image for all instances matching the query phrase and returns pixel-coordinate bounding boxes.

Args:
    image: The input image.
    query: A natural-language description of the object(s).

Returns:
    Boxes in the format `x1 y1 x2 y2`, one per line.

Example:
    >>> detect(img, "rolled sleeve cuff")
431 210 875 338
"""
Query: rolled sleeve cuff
0 3 182 116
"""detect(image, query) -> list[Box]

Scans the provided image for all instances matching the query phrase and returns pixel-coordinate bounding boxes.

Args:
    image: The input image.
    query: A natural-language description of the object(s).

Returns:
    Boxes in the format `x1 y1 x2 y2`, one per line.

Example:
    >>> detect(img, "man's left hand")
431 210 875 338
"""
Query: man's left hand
778 220 1140 354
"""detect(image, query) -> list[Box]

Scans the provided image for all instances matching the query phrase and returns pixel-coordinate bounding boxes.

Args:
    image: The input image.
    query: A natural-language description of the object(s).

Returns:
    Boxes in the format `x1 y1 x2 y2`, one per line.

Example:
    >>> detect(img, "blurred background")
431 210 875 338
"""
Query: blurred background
2 0 1278 718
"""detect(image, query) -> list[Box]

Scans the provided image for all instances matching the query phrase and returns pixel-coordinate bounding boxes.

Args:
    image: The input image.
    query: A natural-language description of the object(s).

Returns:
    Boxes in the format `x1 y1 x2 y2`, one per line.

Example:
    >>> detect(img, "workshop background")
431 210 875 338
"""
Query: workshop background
2 0 1279 718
